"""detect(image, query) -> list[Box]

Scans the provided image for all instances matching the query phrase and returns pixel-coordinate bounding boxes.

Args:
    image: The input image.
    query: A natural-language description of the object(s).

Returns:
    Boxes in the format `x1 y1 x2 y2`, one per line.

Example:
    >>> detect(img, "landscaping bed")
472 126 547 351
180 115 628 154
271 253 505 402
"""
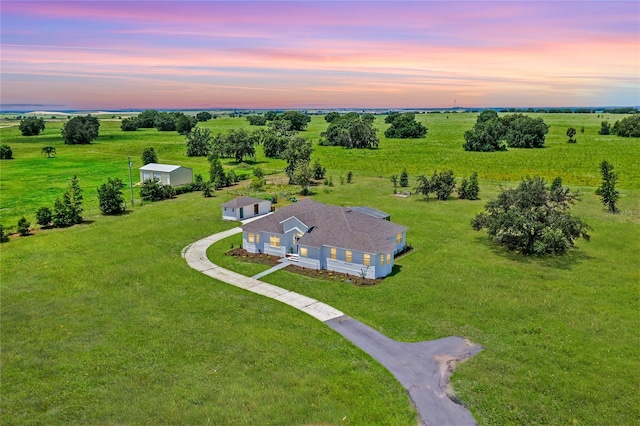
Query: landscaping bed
226 248 381 286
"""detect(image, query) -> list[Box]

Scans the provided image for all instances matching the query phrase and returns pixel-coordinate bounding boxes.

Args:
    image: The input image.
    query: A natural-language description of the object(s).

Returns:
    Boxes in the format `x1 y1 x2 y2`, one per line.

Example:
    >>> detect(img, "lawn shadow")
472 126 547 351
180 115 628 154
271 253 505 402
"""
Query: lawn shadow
474 235 593 270
387 264 403 277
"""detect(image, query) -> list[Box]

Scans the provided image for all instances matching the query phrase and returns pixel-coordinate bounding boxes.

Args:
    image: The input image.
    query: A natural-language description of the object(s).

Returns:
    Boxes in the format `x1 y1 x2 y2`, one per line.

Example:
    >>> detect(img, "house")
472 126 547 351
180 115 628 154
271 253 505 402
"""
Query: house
139 163 193 186
221 196 271 221
242 199 407 279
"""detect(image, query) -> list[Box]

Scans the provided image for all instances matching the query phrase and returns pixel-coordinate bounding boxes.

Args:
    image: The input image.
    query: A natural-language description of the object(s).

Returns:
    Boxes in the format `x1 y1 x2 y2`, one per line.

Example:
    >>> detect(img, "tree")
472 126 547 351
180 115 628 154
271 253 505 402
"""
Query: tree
390 175 398 187
202 182 213 197
141 147 158 165
66 175 84 224
414 174 432 198
136 110 159 128
175 114 195 135
472 176 591 255
155 112 176 131
61 115 100 144
246 115 267 126
196 111 213 122
52 197 72 227
384 112 428 138
19 117 46 136
226 128 257 162
208 154 227 189
430 170 456 200
264 110 278 121
0 144 13 159
281 136 313 181
400 169 409 187
320 112 378 149
325 112 341 123
36 206 53 227
595 160 619 213
463 118 506 152
311 158 326 180
458 171 480 200
17 217 31 236
253 166 264 179
501 114 549 148
97 177 127 215
186 127 212 157
292 160 313 195
276 111 311 131
566 127 577 143
346 171 353 183
259 124 291 158
598 121 611 135
120 117 140 131
41 146 57 157
476 110 499 124
612 115 640 137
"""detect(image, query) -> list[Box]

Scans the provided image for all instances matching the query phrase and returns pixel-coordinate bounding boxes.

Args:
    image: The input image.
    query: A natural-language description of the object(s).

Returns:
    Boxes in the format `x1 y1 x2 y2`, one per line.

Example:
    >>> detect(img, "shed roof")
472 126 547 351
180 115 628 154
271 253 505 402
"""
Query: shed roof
221 196 266 209
243 199 406 254
347 206 390 220
139 163 184 172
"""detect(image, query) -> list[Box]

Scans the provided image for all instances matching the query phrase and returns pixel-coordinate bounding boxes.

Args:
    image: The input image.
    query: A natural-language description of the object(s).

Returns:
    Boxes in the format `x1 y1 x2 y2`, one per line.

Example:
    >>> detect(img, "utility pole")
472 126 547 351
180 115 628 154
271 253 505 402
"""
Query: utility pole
128 157 134 206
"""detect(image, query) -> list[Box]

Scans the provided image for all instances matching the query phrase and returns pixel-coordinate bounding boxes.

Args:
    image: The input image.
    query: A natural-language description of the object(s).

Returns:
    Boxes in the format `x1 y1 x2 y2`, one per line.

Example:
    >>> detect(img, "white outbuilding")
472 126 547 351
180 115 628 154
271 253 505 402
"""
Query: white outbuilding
139 163 193 186
221 196 271 221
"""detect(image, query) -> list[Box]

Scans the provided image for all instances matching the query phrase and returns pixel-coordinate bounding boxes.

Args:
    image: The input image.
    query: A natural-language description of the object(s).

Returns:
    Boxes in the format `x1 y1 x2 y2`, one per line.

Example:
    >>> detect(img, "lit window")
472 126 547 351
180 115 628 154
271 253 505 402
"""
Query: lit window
330 248 336 260
300 247 308 257
396 233 403 244
380 255 384 266
269 235 280 247
256 234 260 244
386 253 391 264
363 254 370 266
345 250 352 263
248 233 255 243
293 233 296 245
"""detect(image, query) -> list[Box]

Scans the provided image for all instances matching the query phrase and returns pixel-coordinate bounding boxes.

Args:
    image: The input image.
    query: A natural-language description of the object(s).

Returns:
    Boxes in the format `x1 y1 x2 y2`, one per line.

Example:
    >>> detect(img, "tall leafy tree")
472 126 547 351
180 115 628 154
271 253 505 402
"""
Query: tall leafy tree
186 127 212 157
502 114 549 148
566 127 577 143
292 160 313 195
463 117 506 152
321 112 378 149
175 114 196 135
598 121 611 135
120 117 140 131
136 110 159 128
472 176 591 255
97 178 126 215
196 111 213 122
61 115 100 144
612 115 640 137
595 160 619 213
276 111 311 131
141 147 158 164
458 171 480 200
282 136 313 181
208 154 227 189
19 117 46 136
155 112 176 131
384 112 428 138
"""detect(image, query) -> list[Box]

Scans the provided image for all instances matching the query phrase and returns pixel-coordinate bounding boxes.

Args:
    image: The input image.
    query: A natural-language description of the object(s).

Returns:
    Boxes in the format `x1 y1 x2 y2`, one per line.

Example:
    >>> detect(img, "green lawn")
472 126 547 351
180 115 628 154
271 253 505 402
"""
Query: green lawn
1 112 639 424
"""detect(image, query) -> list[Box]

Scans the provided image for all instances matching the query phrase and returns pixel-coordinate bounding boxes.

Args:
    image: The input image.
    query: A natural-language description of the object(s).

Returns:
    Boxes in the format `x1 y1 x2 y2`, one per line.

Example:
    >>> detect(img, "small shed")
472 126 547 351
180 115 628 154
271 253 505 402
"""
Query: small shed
139 163 193 187
222 196 271 221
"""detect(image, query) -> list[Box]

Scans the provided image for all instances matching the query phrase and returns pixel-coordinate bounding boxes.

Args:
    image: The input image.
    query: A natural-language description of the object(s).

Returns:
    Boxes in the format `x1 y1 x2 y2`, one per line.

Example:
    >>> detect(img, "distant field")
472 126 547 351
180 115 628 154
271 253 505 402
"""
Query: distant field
1 111 639 424
1 112 638 227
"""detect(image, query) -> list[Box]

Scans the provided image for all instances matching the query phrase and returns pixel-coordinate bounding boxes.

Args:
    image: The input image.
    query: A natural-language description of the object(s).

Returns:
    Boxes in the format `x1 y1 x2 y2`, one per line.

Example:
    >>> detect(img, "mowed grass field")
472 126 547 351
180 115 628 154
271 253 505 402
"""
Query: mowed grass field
1 112 639 424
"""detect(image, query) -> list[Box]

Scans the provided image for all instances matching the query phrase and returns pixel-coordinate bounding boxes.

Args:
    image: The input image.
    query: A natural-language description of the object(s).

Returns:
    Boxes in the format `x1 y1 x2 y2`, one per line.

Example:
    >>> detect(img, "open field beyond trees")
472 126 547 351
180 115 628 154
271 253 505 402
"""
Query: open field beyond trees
1 112 639 424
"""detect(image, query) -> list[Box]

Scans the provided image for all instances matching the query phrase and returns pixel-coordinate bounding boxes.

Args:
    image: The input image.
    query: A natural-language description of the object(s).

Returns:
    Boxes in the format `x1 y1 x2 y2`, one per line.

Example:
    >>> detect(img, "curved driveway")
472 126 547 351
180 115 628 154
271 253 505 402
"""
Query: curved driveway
183 226 482 426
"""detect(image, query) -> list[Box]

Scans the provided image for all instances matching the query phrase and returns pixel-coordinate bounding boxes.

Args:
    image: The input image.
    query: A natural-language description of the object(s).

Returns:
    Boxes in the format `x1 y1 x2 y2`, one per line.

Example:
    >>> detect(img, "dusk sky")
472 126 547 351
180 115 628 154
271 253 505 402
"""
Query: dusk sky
2 1 639 110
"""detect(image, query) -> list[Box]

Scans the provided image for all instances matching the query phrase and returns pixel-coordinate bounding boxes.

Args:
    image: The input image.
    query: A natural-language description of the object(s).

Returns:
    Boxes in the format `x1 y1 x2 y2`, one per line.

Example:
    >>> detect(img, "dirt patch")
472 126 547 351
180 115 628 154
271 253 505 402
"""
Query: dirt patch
226 248 382 286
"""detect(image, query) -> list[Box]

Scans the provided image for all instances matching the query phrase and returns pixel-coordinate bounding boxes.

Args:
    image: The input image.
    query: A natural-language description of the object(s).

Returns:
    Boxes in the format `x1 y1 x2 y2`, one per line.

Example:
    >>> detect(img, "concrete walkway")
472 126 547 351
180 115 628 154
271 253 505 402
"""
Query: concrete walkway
183 227 482 426
251 261 291 280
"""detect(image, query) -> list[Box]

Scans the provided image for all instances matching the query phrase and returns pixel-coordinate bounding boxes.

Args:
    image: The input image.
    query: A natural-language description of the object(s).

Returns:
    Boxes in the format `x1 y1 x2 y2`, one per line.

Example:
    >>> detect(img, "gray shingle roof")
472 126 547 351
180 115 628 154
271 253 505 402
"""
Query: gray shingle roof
243 199 406 254
221 196 265 209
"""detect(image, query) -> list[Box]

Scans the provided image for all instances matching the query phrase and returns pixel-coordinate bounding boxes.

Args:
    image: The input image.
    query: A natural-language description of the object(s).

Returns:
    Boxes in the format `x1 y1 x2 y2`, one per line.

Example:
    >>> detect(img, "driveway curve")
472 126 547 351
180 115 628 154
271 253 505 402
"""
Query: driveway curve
183 227 482 426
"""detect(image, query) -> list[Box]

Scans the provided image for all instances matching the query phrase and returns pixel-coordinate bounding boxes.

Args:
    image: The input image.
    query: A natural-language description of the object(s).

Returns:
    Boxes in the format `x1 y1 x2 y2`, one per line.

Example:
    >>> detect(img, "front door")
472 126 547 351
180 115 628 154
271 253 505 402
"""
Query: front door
254 204 259 215
239 207 244 219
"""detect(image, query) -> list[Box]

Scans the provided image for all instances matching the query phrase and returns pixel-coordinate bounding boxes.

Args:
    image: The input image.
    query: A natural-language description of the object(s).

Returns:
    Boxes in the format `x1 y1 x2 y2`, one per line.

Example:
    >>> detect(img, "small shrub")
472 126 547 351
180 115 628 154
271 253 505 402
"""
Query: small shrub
347 171 353 183
36 206 53 227
0 224 8 242
203 183 213 197
0 144 13 160
400 169 409 187
17 217 31 236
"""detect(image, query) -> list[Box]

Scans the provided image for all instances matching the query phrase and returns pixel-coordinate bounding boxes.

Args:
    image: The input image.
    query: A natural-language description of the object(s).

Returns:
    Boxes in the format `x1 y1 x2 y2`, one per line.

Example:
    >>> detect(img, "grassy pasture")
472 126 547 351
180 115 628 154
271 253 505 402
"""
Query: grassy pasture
1 112 639 424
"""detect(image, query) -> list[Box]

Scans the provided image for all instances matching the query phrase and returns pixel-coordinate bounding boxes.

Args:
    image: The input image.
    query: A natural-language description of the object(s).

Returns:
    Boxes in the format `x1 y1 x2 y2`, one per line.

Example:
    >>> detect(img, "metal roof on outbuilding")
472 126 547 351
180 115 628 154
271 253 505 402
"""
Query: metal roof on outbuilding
221 196 266 208
139 163 183 172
